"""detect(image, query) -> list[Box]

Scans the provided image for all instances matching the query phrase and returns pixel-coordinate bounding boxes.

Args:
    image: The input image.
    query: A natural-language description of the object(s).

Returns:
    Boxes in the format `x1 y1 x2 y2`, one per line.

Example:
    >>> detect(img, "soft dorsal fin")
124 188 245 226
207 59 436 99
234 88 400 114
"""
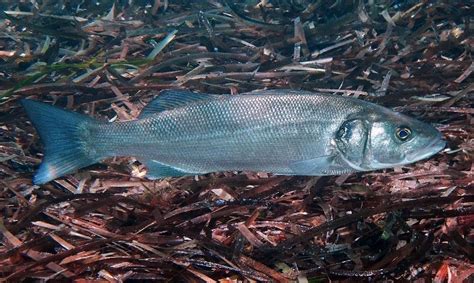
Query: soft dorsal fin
245 89 319 96
139 89 218 118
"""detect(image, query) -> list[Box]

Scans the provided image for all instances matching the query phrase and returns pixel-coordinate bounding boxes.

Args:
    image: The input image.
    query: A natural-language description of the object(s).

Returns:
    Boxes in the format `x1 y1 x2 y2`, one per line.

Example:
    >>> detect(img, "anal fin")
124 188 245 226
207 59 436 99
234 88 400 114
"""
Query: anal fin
145 160 191 179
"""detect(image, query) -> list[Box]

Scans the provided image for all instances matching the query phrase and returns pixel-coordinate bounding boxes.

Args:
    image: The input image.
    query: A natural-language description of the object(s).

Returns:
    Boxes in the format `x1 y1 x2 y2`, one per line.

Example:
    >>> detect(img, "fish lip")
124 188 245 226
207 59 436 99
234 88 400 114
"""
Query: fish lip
406 136 446 162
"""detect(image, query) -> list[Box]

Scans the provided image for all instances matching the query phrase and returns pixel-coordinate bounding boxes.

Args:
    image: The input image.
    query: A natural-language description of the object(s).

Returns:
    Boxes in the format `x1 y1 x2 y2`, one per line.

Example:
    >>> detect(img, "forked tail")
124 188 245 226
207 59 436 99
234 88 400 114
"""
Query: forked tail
21 100 102 184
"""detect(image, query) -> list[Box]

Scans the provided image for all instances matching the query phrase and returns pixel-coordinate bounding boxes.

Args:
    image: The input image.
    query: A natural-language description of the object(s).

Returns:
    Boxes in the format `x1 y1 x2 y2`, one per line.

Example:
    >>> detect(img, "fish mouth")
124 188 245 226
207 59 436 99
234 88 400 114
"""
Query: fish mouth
406 136 446 163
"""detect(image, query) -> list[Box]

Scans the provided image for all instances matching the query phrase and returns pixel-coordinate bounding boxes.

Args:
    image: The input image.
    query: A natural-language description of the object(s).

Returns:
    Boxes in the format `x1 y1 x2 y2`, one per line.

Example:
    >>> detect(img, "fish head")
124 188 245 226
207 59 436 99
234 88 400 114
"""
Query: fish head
334 106 445 171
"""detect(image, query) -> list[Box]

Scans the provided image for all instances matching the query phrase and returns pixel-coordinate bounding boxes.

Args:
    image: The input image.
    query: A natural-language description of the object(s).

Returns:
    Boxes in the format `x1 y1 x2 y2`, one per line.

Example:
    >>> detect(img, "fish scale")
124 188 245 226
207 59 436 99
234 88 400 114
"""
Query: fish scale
94 94 360 174
21 89 445 184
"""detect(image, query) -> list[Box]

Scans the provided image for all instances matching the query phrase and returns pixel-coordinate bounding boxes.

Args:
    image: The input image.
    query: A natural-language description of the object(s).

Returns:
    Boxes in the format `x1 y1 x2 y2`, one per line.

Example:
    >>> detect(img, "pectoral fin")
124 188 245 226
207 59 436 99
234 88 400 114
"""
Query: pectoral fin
144 160 192 179
289 155 336 175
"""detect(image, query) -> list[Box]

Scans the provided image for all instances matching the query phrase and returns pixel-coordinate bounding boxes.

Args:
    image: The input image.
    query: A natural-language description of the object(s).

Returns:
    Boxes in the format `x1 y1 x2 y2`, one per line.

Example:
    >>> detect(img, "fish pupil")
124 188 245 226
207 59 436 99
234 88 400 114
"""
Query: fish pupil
396 126 412 141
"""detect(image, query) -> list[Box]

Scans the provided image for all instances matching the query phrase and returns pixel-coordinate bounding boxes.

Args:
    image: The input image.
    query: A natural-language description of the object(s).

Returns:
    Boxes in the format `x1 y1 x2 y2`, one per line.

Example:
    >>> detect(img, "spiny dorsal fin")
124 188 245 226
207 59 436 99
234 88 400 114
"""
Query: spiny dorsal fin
139 89 218 118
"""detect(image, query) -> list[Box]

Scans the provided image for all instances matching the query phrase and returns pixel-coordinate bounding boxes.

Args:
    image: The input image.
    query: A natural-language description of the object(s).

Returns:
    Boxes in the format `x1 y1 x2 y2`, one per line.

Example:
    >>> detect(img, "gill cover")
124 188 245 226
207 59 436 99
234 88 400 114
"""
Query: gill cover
334 118 369 171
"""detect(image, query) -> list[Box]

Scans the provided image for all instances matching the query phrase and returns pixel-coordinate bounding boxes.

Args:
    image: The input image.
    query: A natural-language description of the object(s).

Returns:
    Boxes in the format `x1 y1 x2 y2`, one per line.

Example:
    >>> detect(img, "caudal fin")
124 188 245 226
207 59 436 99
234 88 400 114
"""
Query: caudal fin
21 100 101 185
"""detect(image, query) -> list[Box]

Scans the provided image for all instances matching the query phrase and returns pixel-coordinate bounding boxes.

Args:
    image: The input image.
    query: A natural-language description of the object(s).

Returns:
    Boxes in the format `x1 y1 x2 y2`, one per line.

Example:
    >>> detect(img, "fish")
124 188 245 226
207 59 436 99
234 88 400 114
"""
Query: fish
21 89 446 185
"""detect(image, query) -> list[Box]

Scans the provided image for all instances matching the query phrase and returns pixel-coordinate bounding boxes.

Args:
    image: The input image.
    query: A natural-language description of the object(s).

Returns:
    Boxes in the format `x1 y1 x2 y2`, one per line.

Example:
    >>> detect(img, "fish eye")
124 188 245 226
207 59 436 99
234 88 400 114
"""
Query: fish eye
396 126 412 141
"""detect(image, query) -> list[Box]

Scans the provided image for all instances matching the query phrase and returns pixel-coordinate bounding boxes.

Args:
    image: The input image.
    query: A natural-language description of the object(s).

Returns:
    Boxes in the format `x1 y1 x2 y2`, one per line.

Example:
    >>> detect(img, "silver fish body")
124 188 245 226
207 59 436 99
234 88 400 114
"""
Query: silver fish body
22 89 445 184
